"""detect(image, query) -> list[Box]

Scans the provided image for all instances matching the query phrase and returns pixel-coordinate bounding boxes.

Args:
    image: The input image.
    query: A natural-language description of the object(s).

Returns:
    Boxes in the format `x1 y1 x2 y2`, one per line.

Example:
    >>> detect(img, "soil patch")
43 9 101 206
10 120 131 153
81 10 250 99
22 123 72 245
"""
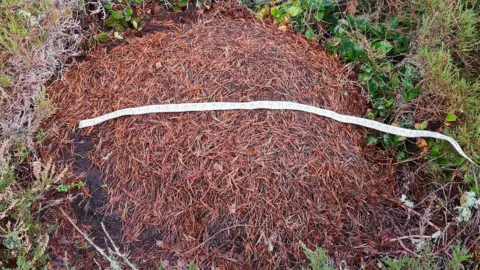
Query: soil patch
39 7 408 269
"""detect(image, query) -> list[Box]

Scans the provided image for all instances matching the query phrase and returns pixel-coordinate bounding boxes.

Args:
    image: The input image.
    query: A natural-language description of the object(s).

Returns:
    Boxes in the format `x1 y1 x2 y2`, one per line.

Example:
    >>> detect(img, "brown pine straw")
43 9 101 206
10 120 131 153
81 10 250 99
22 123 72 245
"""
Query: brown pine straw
38 7 426 269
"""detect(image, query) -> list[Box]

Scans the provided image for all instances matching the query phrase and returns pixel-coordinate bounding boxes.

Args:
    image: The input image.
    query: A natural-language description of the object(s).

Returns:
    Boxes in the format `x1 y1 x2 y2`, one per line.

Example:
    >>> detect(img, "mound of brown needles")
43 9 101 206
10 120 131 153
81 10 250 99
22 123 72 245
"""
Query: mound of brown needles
40 8 407 269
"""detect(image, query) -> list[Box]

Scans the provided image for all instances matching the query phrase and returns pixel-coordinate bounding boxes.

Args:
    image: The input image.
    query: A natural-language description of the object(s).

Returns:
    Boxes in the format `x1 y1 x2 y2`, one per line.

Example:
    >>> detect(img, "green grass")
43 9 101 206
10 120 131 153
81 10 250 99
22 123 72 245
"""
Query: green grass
0 0 52 54
416 0 480 191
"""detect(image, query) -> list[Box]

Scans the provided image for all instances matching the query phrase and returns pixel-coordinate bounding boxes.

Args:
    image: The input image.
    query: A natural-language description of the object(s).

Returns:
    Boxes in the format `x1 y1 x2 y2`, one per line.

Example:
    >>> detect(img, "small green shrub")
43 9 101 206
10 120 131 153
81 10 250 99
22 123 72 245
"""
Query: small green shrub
301 243 335 270
446 244 472 270
0 75 13 87
1 153 67 269
103 4 140 31
382 253 435 270
56 181 84 193
382 244 472 270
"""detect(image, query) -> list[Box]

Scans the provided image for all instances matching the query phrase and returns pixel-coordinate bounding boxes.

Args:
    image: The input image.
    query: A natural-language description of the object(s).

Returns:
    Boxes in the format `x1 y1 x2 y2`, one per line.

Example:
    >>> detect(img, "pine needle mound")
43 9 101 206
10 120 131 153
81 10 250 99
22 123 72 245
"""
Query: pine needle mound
43 11 398 269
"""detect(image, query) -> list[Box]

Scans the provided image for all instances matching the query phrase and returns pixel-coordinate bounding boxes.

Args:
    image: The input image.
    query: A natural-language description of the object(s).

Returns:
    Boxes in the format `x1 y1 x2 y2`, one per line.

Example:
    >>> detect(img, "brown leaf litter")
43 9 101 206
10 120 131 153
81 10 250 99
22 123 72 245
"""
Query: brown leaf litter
38 8 425 269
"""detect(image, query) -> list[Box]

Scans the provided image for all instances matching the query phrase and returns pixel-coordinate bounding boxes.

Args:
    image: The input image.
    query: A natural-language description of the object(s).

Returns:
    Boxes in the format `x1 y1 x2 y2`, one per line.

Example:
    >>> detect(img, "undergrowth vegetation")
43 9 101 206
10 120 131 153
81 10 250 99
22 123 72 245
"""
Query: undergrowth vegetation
1 0 81 268
253 0 480 169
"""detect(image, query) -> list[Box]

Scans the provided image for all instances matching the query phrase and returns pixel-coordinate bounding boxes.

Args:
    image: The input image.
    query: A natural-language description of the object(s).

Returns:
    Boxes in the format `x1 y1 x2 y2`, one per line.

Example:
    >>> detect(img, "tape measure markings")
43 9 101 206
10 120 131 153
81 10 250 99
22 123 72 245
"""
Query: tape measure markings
78 101 477 165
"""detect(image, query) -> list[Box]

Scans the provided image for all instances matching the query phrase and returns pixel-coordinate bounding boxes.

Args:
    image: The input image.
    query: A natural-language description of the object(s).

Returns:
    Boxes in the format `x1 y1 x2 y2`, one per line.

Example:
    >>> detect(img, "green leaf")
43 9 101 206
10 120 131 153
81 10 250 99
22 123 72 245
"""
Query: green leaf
406 87 421 100
114 31 123 40
111 11 123 19
313 11 324 22
135 0 143 3
383 134 394 147
132 20 138 28
103 3 112 10
305 29 315 41
96 32 112 43
124 8 133 20
287 6 302 17
396 151 407 160
445 112 457 122
366 136 378 145
333 24 346 36
271 7 282 18
389 17 399 29
338 19 349 27
366 111 376 119
321 0 333 7
123 8 133 16
56 184 69 192
429 144 444 158
415 120 428 130
368 79 379 92
385 98 394 108
371 40 393 56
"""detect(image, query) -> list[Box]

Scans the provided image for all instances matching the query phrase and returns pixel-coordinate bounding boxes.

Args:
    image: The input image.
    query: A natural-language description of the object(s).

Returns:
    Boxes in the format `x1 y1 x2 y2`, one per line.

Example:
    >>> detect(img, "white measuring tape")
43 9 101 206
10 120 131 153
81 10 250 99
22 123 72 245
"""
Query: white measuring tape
79 101 477 165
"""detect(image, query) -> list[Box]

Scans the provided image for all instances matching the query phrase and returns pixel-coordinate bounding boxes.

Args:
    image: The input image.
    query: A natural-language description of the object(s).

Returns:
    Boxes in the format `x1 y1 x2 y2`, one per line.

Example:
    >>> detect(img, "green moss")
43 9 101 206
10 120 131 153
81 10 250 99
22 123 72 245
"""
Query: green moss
0 75 13 87
103 16 127 32
96 32 113 43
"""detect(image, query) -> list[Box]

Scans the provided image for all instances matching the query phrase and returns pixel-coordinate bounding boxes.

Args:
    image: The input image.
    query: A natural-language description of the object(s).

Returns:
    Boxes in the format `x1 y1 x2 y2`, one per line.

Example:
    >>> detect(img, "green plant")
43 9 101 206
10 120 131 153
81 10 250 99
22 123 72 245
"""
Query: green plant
257 0 337 39
301 243 335 270
103 0 142 31
256 0 479 168
415 0 480 170
56 181 84 193
0 156 65 269
446 244 472 270
382 253 435 270
381 244 472 270
0 75 13 87
255 0 422 159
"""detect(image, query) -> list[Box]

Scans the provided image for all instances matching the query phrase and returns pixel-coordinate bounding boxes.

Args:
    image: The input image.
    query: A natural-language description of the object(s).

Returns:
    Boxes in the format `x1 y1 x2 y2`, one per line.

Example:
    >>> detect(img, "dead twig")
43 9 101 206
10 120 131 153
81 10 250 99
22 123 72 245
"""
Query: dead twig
101 222 139 270
60 208 122 270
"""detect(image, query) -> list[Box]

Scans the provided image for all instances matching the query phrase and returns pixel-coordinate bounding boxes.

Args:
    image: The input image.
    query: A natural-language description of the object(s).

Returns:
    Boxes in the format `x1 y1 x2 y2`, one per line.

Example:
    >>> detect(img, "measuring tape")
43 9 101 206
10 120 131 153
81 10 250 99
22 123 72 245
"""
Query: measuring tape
78 101 477 165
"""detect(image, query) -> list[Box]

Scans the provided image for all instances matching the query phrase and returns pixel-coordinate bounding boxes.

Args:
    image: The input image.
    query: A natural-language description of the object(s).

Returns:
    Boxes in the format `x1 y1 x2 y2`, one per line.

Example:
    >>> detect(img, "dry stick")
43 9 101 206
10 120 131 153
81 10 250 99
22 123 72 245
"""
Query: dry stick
467 231 480 252
38 194 81 212
397 238 419 258
388 235 435 242
60 208 122 270
101 221 139 270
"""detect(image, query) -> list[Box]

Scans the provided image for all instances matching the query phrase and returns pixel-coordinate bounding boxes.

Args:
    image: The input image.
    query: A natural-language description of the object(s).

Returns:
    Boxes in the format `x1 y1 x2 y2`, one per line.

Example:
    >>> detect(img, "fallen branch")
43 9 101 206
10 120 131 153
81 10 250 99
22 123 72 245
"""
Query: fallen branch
60 208 122 270
101 222 139 270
